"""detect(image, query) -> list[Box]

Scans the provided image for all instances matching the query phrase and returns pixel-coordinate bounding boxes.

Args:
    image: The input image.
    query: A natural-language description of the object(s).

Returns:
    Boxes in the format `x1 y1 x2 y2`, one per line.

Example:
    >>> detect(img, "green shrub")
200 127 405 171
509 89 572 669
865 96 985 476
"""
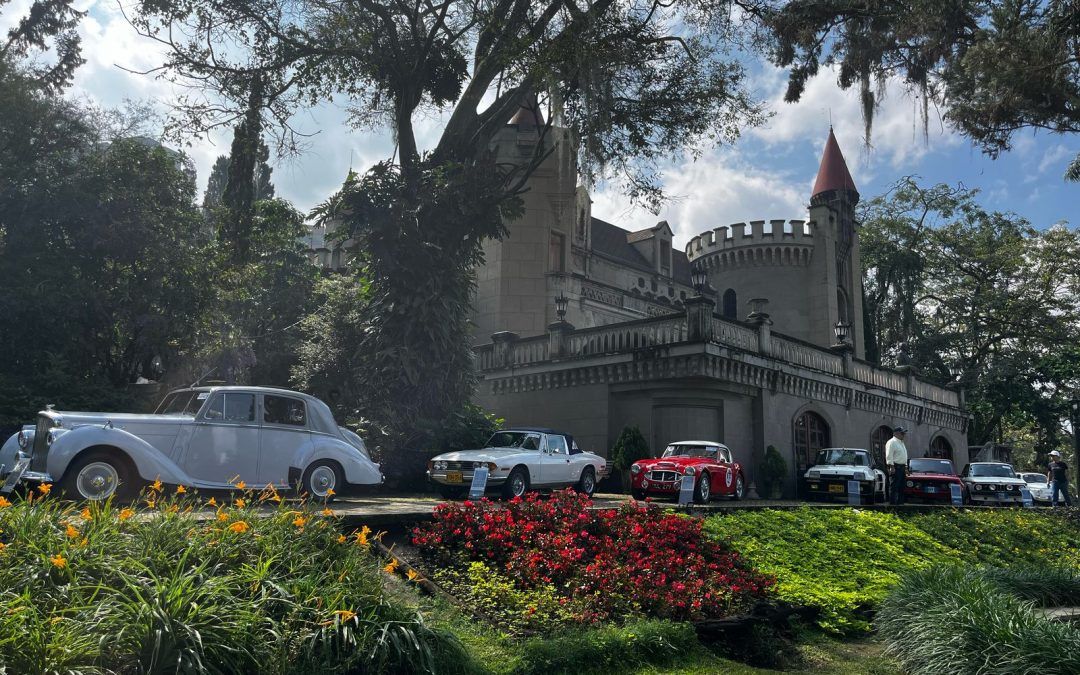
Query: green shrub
515 619 700 675
758 446 787 499
0 491 468 674
610 426 652 471
705 508 962 633
877 565 1080 675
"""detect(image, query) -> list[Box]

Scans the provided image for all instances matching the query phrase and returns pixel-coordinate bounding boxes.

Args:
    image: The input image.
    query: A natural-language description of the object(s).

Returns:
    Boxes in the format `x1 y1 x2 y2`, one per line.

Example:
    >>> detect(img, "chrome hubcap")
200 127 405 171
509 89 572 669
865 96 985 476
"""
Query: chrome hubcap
309 466 337 497
583 473 594 492
512 475 525 496
736 476 744 497
77 462 119 500
700 476 710 501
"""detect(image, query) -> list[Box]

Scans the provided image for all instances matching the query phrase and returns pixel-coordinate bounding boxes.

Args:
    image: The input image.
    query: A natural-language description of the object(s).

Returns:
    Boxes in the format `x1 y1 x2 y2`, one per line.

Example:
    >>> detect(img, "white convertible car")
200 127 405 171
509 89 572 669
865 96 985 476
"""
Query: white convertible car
0 386 383 501
427 428 607 499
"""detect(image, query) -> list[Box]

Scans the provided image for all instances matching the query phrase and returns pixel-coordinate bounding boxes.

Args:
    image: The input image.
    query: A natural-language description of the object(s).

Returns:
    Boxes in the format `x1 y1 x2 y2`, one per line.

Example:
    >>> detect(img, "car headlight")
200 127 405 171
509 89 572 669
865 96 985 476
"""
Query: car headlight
683 467 696 476
17 431 28 449
435 461 445 470
906 480 914 487
1007 484 1017 491
974 484 983 491
630 464 642 475
473 461 483 469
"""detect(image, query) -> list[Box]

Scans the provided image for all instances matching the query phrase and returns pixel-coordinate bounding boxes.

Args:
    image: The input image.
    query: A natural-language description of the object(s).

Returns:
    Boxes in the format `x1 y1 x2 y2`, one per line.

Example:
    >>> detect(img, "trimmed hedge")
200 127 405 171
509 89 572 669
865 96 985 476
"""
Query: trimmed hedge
878 565 1080 675
706 507 1080 634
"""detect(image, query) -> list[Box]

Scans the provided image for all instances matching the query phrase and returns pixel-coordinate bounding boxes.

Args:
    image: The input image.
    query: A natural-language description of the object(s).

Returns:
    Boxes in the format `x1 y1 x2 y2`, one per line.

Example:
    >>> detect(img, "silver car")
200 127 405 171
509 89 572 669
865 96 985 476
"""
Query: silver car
0 386 383 501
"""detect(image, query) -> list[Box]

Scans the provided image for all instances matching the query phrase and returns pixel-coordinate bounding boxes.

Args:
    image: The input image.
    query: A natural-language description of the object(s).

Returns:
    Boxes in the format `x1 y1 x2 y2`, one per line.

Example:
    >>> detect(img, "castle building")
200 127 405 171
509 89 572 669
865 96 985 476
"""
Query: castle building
467 101 969 493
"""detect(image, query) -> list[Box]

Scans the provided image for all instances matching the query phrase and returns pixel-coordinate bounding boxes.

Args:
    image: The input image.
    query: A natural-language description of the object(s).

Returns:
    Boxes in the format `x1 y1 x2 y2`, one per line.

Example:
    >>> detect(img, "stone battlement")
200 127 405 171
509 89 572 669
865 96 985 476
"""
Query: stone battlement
685 219 815 261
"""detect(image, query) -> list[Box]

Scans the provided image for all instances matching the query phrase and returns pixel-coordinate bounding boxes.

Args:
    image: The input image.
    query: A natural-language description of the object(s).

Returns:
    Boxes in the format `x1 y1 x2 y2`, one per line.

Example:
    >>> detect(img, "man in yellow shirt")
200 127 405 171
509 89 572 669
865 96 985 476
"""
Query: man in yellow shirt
885 427 909 505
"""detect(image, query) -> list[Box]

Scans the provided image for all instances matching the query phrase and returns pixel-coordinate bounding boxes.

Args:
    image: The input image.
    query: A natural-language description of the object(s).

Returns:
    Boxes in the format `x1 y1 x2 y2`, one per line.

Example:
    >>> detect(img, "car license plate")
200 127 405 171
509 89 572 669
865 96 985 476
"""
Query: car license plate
828 484 844 493
925 486 936 494
446 471 463 484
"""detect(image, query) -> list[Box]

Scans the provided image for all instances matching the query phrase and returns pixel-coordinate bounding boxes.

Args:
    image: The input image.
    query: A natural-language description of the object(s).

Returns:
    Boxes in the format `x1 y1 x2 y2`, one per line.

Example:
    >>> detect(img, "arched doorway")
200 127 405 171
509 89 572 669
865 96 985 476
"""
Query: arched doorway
929 435 953 460
870 425 893 468
793 411 831 471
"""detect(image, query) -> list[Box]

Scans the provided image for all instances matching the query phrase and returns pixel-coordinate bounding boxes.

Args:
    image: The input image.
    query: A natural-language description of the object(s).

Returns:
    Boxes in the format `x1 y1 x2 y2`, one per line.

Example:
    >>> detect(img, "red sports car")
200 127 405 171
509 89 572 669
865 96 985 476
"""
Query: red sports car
904 457 966 504
630 441 745 503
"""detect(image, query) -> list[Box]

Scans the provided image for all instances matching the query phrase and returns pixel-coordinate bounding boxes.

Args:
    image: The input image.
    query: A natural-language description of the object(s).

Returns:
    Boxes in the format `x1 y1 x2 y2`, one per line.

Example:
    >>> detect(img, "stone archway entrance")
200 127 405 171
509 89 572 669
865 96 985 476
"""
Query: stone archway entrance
793 410 830 472
870 425 893 469
929 435 953 460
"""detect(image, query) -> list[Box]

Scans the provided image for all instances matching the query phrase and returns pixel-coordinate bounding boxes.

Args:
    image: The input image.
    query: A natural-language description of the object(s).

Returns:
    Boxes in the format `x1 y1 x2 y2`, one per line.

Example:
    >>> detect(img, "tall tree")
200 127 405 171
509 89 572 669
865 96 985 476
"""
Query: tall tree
132 0 766 453
859 177 1080 447
202 147 275 213
0 0 84 90
761 0 1080 180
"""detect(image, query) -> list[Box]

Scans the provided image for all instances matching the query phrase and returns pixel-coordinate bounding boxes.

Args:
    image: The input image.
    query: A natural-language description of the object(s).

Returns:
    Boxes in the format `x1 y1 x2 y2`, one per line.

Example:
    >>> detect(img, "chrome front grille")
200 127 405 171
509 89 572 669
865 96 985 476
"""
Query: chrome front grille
444 461 477 471
31 414 51 472
649 470 679 482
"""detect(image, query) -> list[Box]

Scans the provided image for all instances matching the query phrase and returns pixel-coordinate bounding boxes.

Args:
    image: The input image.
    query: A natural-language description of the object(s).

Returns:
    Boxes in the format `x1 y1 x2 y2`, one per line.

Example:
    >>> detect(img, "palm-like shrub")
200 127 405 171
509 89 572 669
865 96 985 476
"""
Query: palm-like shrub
0 488 468 674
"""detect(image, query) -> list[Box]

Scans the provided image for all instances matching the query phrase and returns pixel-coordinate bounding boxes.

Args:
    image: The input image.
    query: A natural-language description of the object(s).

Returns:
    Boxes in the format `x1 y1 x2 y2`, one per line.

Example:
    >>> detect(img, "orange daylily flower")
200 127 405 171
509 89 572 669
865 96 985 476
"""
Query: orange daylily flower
234 480 247 491
354 525 372 546
0 542 6 553
150 479 163 492
65 524 79 539
337 534 347 544
37 483 52 496
206 497 218 507
216 511 229 522
406 569 421 582
292 516 308 529
383 558 399 574
333 609 357 622
321 508 334 517
118 508 135 521
235 498 247 508
49 554 66 568
0 497 11 508
175 485 187 494
325 488 336 497
228 521 250 534
80 507 92 520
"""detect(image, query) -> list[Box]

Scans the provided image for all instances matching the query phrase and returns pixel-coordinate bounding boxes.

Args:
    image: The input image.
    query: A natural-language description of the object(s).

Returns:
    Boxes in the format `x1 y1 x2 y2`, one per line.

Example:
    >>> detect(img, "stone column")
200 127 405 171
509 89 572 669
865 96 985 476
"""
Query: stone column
746 298 772 356
547 321 575 358
684 295 716 342
490 331 519 368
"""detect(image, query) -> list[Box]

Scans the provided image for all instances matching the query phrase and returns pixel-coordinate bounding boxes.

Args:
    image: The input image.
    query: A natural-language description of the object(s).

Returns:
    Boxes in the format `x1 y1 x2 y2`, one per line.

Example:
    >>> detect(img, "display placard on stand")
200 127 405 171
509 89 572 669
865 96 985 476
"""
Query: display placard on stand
678 473 695 506
468 467 489 499
950 483 964 506
847 480 862 506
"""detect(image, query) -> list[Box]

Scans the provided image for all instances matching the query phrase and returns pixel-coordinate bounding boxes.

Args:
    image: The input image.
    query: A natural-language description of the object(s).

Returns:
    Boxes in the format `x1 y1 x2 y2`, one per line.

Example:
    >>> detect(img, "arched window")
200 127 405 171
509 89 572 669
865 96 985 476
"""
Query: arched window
722 289 738 320
870 425 893 468
793 411 830 470
929 436 953 460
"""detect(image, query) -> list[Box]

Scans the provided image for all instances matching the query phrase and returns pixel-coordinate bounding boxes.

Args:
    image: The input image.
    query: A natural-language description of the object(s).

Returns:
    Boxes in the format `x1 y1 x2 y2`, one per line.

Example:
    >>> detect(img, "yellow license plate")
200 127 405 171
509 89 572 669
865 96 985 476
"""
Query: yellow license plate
446 471 463 484
828 484 844 493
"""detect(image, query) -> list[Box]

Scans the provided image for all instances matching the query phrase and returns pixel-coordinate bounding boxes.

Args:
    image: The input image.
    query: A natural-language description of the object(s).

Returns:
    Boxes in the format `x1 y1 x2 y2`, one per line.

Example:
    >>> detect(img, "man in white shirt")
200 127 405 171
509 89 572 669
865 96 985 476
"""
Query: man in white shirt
885 426 909 505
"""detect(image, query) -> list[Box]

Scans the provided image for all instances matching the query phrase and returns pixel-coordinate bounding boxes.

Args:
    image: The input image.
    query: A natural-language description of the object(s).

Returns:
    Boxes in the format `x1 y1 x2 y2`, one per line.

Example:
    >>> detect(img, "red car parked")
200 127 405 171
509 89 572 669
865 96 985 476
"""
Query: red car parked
630 441 745 504
904 457 966 504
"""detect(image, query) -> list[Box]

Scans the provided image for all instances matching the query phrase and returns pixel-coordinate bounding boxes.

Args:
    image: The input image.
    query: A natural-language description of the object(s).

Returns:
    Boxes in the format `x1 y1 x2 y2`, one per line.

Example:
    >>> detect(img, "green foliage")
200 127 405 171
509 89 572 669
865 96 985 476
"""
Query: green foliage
611 426 652 471
0 492 466 674
432 562 582 634
515 620 700 675
0 3 84 91
758 446 787 499
708 508 1080 635
877 565 1080 675
764 0 1080 179
859 177 1080 446
431 403 504 455
706 508 960 633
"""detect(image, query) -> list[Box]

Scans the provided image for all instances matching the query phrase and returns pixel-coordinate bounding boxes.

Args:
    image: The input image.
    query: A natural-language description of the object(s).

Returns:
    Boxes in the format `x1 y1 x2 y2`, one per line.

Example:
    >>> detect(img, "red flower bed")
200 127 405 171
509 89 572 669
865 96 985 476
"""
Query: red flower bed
412 490 773 623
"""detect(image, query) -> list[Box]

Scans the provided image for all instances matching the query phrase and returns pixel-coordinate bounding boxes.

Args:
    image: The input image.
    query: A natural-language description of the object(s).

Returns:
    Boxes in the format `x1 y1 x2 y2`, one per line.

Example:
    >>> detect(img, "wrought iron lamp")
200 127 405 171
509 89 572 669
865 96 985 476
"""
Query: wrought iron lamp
833 320 850 344
691 266 707 295
554 293 569 321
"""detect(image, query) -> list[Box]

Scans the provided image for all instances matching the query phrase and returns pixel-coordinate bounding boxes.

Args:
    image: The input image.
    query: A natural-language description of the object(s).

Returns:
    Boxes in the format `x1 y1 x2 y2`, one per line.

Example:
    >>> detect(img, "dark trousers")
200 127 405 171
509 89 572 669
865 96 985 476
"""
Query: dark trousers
1051 480 1072 507
889 464 906 505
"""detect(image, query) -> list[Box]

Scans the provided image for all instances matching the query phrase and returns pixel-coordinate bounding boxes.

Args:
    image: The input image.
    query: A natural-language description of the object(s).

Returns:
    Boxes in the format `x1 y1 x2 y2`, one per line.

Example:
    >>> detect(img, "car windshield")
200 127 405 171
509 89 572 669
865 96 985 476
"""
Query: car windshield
815 449 870 466
970 464 1016 478
909 459 954 475
1020 473 1046 484
663 445 717 459
154 390 207 416
487 431 541 450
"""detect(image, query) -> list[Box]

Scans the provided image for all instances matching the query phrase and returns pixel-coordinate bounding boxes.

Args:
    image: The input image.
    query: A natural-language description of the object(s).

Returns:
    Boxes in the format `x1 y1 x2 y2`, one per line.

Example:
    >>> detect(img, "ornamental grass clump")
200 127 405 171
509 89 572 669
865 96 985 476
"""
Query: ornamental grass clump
412 490 773 631
0 487 468 674
877 565 1080 675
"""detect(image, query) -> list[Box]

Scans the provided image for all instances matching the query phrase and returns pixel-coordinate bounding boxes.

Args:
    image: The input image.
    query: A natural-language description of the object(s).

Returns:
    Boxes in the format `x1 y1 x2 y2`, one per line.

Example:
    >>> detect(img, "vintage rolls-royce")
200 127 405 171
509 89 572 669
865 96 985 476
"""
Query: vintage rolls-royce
0 386 383 501
427 428 607 500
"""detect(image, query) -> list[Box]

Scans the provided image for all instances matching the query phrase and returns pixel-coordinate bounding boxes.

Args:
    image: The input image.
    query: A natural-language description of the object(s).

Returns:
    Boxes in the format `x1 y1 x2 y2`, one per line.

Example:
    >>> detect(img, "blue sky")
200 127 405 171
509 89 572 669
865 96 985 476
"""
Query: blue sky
8 0 1075 248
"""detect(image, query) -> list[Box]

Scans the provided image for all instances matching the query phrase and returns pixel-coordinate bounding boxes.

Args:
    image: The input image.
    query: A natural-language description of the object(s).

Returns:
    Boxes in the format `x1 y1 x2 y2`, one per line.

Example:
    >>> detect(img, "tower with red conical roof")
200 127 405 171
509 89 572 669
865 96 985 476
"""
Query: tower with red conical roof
808 128 865 358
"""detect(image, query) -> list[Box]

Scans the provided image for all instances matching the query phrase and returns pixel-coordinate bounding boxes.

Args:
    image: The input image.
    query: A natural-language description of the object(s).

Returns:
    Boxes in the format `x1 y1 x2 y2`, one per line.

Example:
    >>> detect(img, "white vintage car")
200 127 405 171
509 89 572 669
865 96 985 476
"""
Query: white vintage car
0 386 383 501
427 428 607 499
1017 472 1053 505
803 447 886 504
961 462 1026 506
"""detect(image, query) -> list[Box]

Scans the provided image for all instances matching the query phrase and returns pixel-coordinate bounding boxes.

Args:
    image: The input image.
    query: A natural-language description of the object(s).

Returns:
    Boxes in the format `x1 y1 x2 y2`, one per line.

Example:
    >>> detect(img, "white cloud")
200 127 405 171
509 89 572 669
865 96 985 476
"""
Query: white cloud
590 152 809 249
1038 144 1073 176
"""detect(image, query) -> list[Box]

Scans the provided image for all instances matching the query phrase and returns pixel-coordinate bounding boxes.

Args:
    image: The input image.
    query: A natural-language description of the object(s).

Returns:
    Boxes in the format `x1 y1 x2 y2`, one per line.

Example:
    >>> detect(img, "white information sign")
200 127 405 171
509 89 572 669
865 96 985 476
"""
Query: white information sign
468 467 489 499
678 473 695 506
847 480 862 506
